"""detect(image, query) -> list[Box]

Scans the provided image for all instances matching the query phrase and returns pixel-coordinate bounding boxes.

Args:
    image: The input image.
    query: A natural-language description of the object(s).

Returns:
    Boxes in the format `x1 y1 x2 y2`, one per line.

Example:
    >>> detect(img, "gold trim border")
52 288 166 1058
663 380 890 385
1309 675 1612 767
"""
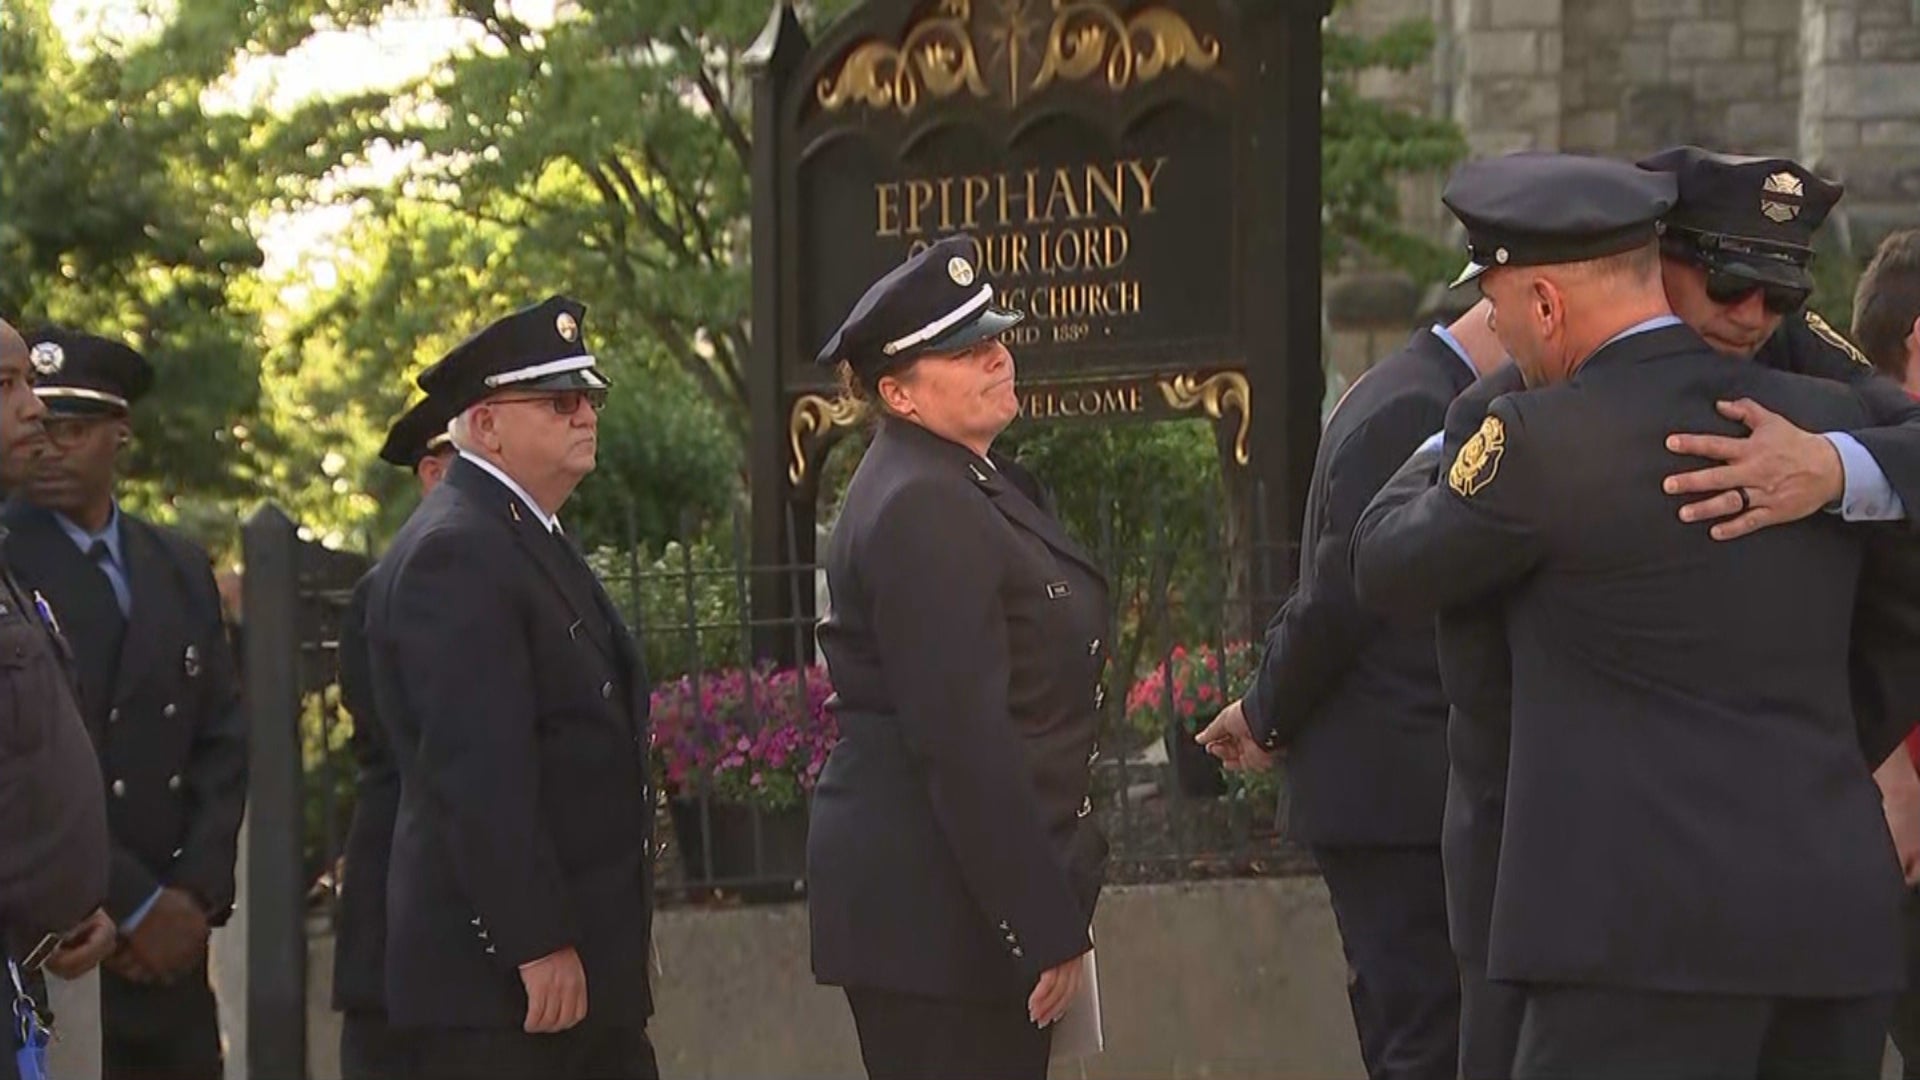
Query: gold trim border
817 1 1220 116
1157 370 1249 465
788 393 866 485
815 13 988 114
1031 3 1222 94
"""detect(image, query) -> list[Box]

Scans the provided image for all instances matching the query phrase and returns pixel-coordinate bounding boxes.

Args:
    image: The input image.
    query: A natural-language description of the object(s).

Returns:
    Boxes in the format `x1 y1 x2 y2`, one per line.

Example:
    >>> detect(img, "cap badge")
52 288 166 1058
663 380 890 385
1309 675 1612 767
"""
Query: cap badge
1494 248 1510 265
947 257 975 287
29 343 63 375
1761 171 1804 224
1762 172 1806 198
555 311 579 342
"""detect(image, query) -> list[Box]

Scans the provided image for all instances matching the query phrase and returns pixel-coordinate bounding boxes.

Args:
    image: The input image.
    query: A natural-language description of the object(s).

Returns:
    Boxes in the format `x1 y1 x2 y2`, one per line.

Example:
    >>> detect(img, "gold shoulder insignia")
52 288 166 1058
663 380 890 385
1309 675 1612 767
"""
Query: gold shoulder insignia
1448 415 1506 497
1805 311 1870 367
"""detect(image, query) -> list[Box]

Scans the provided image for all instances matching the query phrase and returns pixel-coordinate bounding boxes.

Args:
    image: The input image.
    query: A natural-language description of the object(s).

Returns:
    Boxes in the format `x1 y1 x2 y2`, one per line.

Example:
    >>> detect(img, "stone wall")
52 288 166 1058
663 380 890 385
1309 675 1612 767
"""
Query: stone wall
1323 0 1920 386
1801 0 1920 248
1561 0 1803 158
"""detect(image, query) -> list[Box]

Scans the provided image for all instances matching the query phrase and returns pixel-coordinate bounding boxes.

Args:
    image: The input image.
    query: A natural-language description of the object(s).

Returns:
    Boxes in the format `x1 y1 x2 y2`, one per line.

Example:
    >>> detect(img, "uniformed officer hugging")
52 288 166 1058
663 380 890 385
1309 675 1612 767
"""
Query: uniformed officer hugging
808 235 1111 1080
1351 152 1920 1080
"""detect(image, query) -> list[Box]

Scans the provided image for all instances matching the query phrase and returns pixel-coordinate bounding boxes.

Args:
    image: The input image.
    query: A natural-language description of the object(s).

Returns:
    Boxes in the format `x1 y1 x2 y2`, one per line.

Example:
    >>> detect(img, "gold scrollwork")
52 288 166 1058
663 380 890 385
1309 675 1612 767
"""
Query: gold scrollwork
1158 371 1250 465
789 393 866 485
1031 2 1222 93
816 11 989 115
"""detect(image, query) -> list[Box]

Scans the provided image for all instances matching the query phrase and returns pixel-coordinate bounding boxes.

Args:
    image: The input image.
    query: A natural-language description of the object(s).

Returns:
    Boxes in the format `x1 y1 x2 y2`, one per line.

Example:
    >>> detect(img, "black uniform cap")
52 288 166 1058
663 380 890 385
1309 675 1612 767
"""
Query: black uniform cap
417 295 609 416
815 234 1025 381
1442 152 1679 288
23 327 154 417
1638 145 1844 292
379 392 460 470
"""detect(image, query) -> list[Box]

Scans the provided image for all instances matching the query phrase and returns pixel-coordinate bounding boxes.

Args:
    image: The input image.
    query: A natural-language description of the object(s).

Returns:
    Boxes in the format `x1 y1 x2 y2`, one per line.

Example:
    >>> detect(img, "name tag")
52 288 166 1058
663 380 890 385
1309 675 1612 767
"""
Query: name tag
1046 581 1071 600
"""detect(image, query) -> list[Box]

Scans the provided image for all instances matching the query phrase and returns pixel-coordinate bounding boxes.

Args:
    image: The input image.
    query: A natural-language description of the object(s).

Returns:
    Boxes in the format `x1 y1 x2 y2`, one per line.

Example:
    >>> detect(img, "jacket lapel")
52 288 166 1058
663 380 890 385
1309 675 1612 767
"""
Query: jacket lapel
883 420 1108 588
444 457 619 667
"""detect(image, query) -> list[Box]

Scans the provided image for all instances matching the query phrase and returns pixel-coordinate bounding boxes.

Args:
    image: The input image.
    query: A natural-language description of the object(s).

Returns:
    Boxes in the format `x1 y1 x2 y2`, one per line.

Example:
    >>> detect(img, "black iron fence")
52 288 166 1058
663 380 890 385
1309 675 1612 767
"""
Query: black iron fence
242 481 1306 1074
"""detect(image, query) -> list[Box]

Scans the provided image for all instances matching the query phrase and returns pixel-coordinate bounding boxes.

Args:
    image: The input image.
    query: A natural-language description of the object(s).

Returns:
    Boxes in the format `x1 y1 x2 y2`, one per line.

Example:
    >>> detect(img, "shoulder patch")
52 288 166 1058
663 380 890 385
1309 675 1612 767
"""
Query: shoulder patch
1448 414 1506 497
1805 311 1870 367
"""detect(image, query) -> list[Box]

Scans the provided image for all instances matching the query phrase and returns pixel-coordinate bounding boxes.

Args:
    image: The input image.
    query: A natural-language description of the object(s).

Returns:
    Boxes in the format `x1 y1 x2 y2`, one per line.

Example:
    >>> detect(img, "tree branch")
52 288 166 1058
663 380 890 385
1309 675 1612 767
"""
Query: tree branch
641 145 720 267
677 28 751 167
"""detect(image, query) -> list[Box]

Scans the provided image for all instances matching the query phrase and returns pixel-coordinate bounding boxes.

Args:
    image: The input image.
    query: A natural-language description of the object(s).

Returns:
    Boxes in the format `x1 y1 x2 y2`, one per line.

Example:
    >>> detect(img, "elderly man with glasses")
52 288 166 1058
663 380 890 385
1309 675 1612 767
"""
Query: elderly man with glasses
362 296 658 1080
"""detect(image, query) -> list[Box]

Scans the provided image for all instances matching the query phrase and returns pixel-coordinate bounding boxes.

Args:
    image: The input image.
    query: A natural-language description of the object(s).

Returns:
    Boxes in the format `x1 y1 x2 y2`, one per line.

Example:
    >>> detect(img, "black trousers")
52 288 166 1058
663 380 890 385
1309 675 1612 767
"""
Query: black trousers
102 965 222 1080
412 1022 659 1080
1888 885 1920 1079
340 1009 420 1080
845 987 1050 1080
1513 984 1891 1080
1458 953 1526 1080
1314 845 1461 1080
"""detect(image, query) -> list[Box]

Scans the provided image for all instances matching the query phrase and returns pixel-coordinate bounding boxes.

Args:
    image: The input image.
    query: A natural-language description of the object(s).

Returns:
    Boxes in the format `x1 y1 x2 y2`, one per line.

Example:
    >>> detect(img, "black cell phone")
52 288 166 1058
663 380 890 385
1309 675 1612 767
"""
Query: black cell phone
19 931 61 973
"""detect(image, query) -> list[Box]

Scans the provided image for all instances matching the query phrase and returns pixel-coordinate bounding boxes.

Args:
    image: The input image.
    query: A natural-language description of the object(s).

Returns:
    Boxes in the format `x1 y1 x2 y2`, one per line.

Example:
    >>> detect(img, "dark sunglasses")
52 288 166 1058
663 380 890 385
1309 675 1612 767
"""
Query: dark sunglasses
490 388 608 416
1703 269 1810 315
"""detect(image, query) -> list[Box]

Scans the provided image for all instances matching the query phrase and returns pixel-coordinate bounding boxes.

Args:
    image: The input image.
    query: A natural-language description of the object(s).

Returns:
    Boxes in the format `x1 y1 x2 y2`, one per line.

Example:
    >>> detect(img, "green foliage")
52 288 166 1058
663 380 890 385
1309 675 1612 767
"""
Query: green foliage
0 0 268 517
586 513 765 683
1323 7 1469 281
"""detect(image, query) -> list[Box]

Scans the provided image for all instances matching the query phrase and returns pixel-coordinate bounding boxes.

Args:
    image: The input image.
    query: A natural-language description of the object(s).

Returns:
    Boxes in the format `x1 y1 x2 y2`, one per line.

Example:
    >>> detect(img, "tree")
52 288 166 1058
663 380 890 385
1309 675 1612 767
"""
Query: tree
0 0 269 533
1322 6 1467 280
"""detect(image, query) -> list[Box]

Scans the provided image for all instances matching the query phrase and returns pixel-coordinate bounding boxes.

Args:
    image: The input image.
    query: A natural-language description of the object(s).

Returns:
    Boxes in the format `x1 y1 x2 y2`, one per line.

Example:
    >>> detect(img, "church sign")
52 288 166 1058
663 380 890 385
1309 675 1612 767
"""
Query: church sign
746 0 1329 627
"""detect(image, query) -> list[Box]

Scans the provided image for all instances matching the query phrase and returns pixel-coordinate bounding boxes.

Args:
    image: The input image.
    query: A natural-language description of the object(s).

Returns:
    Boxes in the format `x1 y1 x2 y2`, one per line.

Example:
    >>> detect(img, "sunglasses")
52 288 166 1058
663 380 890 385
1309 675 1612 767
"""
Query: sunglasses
490 389 608 416
1703 269 1810 315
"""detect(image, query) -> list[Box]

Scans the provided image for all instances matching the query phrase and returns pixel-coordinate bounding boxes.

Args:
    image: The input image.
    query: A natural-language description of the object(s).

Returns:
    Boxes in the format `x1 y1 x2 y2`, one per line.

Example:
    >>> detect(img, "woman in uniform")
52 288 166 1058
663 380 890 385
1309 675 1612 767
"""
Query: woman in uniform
807 235 1112 1080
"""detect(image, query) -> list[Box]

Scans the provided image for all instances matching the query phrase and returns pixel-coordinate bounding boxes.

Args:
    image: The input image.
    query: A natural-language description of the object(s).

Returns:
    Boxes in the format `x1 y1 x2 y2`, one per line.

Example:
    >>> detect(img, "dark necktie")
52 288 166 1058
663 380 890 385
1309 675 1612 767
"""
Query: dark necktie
89 539 130 618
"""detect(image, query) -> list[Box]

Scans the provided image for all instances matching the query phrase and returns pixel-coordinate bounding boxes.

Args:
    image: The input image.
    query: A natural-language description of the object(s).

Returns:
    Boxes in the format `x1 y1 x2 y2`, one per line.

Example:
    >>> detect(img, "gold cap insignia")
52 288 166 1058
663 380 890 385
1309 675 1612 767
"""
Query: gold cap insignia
947 257 975 287
29 342 63 375
1448 414 1507 497
556 311 579 342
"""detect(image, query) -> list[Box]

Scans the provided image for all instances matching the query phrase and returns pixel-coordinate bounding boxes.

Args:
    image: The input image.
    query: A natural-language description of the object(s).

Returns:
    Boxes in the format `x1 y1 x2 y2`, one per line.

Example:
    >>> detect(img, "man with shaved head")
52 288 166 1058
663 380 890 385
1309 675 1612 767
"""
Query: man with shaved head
0 316 117 1080
1353 153 1920 1075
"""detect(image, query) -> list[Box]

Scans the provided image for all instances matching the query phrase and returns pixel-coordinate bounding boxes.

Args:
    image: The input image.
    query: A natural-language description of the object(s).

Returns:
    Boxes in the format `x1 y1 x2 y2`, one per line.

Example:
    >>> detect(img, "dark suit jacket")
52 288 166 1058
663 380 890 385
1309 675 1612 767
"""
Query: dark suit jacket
1352 324 1916 996
365 457 654 1029
1 503 246 930
0 550 108 960
2 503 247 1040
1242 327 1475 846
331 576 394 1014
810 418 1109 1002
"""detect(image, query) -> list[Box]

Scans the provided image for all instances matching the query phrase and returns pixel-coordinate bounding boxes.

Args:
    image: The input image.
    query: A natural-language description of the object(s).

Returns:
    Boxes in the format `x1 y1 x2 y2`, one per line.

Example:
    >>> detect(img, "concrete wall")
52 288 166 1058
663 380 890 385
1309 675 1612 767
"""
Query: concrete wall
301 877 1363 1080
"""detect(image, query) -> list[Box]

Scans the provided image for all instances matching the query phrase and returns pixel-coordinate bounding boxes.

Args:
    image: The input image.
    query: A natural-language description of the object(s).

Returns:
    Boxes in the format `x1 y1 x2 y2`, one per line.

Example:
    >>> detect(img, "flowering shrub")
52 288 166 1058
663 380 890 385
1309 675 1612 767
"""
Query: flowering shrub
1124 641 1257 741
651 663 838 813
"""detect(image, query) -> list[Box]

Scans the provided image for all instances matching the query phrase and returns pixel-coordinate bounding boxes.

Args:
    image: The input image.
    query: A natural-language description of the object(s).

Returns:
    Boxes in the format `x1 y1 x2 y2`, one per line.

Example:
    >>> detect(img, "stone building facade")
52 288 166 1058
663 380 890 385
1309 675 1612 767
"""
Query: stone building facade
1327 0 1920 388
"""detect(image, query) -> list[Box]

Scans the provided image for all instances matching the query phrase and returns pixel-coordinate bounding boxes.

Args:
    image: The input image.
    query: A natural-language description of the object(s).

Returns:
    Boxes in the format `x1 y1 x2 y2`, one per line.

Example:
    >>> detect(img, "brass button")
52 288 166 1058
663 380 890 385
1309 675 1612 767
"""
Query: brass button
162 703 177 719
111 780 126 798
601 681 613 699
1093 685 1106 709
108 707 121 724
1078 796 1092 818
1087 638 1100 656
1012 946 1024 958
168 774 183 792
